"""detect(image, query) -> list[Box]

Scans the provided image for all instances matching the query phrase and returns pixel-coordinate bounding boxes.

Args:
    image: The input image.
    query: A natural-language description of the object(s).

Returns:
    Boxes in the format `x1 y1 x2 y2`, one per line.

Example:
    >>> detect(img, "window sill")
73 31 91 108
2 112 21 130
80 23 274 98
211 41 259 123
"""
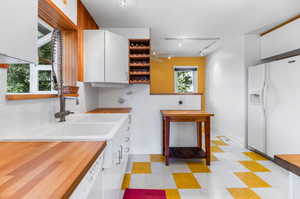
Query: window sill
150 92 203 95
6 93 79 101
0 64 9 69
6 94 58 101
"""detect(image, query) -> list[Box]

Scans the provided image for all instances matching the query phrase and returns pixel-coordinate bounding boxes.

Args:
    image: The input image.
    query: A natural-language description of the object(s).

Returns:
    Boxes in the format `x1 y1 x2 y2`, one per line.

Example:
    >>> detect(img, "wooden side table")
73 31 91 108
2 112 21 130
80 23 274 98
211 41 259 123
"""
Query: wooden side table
161 110 214 166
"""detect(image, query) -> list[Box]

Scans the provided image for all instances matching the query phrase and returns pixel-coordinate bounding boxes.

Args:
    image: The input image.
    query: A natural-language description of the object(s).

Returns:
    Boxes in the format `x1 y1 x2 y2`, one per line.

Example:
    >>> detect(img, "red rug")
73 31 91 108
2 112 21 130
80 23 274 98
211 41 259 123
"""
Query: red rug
123 189 167 199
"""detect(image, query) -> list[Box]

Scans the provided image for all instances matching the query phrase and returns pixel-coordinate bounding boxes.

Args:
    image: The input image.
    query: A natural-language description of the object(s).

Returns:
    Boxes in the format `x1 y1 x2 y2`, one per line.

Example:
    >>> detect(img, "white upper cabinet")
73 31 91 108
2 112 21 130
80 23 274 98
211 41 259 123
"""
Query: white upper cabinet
84 30 129 83
0 0 38 64
105 31 129 83
84 31 105 82
261 18 300 59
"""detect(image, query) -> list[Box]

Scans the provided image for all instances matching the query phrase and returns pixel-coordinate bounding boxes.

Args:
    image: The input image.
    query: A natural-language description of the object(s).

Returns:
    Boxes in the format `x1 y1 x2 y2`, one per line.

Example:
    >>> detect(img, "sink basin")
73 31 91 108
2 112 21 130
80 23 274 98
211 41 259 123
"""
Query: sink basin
69 114 127 123
43 123 116 137
0 113 129 141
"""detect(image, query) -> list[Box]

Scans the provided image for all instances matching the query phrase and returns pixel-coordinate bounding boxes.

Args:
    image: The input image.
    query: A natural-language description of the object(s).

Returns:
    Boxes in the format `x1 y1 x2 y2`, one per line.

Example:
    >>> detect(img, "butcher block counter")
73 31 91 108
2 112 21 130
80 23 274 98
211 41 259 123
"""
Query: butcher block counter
0 141 106 199
87 107 132 114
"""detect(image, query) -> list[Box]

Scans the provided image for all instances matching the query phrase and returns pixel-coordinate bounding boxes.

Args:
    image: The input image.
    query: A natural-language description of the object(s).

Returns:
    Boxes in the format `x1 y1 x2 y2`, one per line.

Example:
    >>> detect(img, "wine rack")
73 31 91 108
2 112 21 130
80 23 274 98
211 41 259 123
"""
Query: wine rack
128 39 151 84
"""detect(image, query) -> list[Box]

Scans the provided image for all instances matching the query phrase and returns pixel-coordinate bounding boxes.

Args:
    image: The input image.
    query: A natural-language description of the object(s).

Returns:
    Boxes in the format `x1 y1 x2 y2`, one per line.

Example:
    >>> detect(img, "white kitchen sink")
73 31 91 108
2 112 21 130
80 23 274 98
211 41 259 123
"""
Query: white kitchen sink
69 114 128 123
41 123 118 139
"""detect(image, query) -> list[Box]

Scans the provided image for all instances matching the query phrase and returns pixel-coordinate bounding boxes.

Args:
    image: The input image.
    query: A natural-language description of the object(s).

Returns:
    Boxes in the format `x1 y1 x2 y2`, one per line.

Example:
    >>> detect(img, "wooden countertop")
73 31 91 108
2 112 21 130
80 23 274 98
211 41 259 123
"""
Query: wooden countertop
160 110 214 117
87 107 132 114
275 154 300 176
0 141 106 199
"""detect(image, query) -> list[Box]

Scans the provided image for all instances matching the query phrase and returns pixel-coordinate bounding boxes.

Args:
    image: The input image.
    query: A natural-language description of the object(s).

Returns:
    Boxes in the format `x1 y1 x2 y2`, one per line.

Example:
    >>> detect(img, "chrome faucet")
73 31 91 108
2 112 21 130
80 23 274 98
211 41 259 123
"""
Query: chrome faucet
51 29 79 122
54 96 79 122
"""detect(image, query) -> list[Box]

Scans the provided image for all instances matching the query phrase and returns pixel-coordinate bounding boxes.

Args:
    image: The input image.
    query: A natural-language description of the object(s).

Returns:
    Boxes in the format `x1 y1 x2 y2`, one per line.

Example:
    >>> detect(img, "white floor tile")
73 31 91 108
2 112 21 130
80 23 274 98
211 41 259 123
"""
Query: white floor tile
252 187 289 199
129 154 150 162
179 188 232 199
130 174 177 189
194 172 247 190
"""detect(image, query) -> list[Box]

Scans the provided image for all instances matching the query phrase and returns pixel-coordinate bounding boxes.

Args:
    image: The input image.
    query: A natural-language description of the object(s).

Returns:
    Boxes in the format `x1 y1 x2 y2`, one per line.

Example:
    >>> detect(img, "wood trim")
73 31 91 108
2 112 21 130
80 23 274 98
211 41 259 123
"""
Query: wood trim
150 92 203 95
77 0 99 82
260 14 300 36
6 94 58 101
38 0 77 30
0 64 9 69
62 30 78 86
87 108 132 114
64 94 79 97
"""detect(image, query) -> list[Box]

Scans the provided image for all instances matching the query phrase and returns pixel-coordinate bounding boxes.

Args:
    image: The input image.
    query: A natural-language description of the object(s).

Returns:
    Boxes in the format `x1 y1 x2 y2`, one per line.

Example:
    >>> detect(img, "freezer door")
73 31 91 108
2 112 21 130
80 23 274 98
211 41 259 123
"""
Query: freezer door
267 55 300 157
248 64 267 153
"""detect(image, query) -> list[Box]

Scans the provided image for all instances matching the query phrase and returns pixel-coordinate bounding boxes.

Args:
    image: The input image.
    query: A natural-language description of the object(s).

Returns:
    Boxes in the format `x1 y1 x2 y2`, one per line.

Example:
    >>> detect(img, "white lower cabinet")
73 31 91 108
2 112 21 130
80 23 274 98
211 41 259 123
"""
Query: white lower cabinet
71 115 131 199
103 117 131 199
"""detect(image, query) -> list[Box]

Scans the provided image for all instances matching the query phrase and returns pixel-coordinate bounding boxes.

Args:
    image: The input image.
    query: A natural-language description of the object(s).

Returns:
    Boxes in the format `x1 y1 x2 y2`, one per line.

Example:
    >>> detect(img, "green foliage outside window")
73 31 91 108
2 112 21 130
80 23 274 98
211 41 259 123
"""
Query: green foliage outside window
38 71 52 91
7 64 30 93
7 41 53 93
39 42 52 65
176 71 193 93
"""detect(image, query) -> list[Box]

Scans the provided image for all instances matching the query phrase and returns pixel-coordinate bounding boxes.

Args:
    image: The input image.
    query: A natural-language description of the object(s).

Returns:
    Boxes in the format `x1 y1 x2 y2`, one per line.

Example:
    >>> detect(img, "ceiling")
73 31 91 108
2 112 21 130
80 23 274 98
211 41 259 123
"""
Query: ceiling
82 0 300 56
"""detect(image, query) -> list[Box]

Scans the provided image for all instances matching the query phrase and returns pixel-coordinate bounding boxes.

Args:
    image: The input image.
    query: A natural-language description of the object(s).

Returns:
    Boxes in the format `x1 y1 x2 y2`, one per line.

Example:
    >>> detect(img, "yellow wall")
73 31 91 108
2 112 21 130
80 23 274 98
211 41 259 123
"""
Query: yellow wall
150 57 206 94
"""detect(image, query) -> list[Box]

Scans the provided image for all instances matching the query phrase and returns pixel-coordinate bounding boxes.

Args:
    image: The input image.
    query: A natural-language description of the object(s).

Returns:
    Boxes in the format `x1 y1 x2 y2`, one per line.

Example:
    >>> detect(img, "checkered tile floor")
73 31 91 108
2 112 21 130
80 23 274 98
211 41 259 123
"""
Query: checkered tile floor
122 136 290 199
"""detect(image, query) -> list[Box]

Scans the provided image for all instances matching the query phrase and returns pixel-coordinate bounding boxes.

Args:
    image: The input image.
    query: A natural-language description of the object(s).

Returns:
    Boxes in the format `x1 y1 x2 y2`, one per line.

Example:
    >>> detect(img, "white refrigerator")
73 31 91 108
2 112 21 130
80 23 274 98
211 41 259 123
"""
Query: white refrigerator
248 55 300 158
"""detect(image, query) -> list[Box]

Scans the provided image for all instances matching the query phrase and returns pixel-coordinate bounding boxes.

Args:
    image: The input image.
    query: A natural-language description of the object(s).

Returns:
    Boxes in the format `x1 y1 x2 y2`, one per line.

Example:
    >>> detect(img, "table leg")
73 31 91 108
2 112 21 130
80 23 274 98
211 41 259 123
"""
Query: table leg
162 118 165 156
197 121 202 150
205 117 211 165
165 118 170 166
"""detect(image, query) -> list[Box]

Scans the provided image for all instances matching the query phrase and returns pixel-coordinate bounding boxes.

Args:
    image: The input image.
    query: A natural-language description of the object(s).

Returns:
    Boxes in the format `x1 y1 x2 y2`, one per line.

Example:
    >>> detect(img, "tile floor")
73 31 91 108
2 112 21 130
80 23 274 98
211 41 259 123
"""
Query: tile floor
122 135 290 199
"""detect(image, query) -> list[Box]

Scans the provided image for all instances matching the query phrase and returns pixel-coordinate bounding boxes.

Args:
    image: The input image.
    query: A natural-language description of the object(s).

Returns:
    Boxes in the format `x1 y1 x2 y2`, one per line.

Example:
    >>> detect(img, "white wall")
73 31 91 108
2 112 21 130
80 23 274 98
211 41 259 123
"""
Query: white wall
104 28 150 39
99 85 201 154
206 35 247 146
0 68 59 138
0 68 94 138
51 0 77 24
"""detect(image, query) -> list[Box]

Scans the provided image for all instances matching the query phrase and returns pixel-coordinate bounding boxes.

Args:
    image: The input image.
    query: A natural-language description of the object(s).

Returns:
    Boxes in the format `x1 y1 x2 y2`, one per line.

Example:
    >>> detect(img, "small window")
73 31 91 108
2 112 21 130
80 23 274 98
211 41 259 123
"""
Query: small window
174 66 198 93
7 19 57 94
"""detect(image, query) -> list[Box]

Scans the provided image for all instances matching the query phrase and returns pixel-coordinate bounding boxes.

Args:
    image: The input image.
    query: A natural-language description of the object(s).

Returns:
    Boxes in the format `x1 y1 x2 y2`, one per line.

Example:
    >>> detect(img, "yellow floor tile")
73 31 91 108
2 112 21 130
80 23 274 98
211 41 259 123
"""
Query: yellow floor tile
227 188 261 199
165 189 181 199
150 154 165 162
243 152 267 161
239 161 270 172
212 140 228 146
131 162 152 174
187 162 211 173
234 172 271 188
121 174 131 190
172 173 201 189
211 146 224 152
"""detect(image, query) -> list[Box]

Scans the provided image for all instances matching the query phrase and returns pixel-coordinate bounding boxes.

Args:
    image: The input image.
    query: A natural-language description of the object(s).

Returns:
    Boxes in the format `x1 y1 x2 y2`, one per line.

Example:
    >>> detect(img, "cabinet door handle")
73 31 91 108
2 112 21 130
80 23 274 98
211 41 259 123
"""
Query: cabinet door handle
120 145 123 160
117 150 121 165
125 147 130 153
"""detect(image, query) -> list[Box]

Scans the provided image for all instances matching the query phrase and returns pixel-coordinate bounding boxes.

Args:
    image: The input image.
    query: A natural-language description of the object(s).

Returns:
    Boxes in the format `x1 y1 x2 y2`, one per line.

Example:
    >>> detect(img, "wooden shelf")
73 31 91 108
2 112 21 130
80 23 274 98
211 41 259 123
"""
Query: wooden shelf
129 72 150 75
129 80 150 84
129 39 151 42
129 63 150 67
129 39 151 84
129 55 150 59
129 46 151 50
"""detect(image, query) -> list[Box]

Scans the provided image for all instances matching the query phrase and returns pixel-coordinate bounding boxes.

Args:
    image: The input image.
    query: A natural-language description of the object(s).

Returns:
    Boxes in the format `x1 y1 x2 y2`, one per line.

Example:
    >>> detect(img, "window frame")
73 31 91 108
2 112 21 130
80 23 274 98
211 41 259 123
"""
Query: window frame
6 19 57 95
174 66 198 93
